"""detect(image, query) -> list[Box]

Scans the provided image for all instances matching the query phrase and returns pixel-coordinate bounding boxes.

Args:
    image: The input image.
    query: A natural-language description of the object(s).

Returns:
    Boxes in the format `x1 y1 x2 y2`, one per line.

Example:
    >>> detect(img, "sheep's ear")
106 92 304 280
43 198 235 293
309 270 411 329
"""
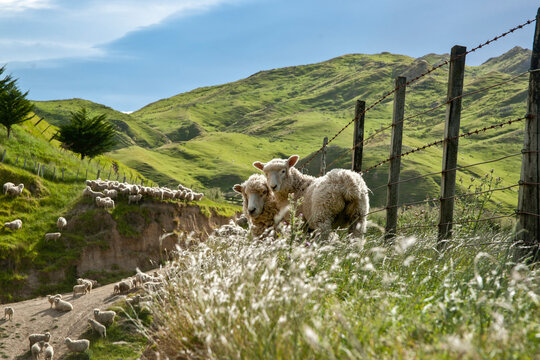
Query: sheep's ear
288 155 300 167
253 161 265 171
232 184 243 193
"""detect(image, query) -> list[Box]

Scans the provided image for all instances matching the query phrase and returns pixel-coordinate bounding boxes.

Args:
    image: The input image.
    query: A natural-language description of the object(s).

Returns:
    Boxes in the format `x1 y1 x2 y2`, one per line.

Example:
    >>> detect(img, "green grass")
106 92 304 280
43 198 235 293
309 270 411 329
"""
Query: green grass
135 213 540 359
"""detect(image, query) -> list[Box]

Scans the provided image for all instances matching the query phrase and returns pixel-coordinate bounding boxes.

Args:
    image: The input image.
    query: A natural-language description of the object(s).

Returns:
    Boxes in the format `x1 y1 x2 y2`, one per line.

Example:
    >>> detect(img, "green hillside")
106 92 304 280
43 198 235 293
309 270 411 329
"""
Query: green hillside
33 47 531 210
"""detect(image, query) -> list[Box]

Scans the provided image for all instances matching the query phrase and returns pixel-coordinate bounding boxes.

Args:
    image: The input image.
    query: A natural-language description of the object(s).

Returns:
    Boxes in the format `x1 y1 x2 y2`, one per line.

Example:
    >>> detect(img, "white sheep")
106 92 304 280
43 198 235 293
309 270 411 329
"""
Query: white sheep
255 156 369 236
6 183 24 196
254 155 315 210
233 174 281 237
4 219 22 230
103 189 117 199
31 340 43 360
135 269 153 287
88 318 107 338
47 294 62 308
44 232 61 241
56 217 67 230
64 337 89 353
77 278 95 291
73 283 89 296
116 280 131 293
43 342 54 360
4 306 14 320
3 182 14 194
28 332 51 348
83 186 104 199
128 194 142 204
93 308 116 326
95 196 115 209
54 297 73 312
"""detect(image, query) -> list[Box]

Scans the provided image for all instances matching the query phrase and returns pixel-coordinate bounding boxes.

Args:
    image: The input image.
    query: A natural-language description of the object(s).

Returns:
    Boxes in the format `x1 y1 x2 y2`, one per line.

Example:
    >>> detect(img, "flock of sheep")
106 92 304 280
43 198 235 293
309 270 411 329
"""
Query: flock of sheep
83 178 205 209
233 155 370 237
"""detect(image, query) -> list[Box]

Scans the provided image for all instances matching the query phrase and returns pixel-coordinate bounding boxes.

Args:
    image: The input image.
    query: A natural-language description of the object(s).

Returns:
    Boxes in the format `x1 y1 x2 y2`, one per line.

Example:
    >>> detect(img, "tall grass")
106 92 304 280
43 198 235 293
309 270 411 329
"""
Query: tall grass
135 221 539 359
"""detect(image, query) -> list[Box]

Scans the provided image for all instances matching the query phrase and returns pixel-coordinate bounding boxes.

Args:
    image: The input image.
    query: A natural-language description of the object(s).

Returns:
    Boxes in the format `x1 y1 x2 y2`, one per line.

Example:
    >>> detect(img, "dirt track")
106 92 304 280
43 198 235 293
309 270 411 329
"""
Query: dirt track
0 281 123 359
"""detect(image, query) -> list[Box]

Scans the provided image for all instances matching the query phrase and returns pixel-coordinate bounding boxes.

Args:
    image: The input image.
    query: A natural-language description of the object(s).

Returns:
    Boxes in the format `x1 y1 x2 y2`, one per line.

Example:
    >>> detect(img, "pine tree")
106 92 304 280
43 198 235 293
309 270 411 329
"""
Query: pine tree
53 107 117 160
0 66 34 138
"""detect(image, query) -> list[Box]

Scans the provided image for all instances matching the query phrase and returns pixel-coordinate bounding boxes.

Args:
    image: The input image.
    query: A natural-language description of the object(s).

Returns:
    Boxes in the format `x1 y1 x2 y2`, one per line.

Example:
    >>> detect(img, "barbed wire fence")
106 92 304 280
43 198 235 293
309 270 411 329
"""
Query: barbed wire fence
298 10 540 258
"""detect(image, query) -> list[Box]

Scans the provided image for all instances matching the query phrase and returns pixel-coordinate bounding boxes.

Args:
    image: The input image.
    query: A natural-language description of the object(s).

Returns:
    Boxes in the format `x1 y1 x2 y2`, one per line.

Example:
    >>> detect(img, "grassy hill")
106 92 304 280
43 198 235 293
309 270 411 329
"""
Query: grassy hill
32 47 531 211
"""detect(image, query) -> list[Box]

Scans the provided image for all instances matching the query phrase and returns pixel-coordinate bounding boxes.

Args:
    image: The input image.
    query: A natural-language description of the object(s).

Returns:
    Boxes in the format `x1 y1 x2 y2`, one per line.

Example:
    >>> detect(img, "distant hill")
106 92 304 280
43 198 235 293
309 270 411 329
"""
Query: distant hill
32 47 531 208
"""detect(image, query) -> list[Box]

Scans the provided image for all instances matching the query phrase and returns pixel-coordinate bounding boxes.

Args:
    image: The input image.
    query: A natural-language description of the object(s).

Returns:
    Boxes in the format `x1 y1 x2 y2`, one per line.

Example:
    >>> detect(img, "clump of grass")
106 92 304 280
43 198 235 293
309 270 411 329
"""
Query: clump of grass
134 216 539 359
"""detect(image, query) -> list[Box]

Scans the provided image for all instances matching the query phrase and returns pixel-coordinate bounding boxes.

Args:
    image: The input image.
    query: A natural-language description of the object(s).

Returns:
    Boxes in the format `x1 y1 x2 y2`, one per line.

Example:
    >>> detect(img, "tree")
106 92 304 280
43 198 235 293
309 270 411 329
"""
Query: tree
0 66 34 138
53 107 117 160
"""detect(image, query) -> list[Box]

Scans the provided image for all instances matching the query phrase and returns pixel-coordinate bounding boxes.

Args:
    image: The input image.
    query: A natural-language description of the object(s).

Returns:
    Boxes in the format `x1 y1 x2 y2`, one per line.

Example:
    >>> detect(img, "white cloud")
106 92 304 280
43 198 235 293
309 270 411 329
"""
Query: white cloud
0 0 239 62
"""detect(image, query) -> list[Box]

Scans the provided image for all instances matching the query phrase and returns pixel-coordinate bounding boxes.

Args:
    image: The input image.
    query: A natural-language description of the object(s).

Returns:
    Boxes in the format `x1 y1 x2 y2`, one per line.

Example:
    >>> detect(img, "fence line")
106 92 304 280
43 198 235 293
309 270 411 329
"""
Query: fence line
299 17 536 171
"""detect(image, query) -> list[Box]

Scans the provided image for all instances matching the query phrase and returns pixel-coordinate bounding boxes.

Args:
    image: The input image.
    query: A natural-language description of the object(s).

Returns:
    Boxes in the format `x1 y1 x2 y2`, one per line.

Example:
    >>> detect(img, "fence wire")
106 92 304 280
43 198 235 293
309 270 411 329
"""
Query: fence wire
300 17 535 170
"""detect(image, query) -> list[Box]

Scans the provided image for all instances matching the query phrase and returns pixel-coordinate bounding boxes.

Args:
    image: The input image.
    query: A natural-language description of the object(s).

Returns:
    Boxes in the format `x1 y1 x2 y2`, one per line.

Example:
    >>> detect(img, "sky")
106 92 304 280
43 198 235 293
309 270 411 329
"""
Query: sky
0 0 538 112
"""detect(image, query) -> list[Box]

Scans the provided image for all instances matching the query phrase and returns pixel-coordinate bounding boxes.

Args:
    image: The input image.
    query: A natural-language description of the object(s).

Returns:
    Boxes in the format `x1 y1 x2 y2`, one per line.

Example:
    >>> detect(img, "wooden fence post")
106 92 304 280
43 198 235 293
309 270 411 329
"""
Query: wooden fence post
40 124 51 134
40 165 45 177
123 172 126 183
107 168 112 180
320 136 328 175
62 168 65 181
385 76 407 240
96 169 101 180
438 45 467 243
23 158 27 169
76 168 79 181
516 7 540 262
15 155 19 165
85 168 88 180
352 100 366 172
1 149 6 163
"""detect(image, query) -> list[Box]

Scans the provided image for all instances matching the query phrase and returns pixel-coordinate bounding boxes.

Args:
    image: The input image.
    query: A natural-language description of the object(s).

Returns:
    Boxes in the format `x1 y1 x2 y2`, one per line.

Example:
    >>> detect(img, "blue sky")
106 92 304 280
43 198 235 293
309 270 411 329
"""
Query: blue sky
1 0 538 112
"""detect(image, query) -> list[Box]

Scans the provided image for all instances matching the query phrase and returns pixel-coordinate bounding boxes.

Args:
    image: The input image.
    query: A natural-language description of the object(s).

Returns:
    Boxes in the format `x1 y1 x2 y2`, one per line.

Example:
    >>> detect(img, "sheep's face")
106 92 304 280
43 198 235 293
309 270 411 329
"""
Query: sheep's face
233 175 271 218
253 155 299 192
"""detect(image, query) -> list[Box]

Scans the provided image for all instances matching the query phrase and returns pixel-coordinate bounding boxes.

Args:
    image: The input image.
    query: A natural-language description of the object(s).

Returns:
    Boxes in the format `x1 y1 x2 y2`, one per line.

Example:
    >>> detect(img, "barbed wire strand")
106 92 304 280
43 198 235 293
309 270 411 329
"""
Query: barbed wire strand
397 213 516 231
363 116 527 174
299 18 535 171
369 152 523 193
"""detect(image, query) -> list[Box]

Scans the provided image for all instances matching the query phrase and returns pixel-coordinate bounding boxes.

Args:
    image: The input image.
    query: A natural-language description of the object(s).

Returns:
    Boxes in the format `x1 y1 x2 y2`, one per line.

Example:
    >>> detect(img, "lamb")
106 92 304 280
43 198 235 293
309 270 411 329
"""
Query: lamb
4 306 14 320
88 318 107 338
255 155 369 236
44 232 61 241
28 332 51 347
77 278 96 291
95 196 115 209
31 340 43 360
73 283 89 296
128 194 142 204
93 308 116 326
43 342 54 360
4 219 22 230
6 183 24 196
64 337 89 353
233 174 281 237
3 182 14 194
54 297 73 311
253 155 315 210
56 217 67 230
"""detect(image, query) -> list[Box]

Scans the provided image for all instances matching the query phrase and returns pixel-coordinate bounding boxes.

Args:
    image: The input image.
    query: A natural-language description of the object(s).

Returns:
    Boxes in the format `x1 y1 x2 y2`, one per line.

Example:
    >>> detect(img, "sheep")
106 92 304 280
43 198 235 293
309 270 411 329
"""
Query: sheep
73 283 89 296
3 182 14 194
95 196 115 209
253 155 315 210
77 278 95 291
255 155 369 236
116 279 131 293
103 189 117 199
82 186 105 199
44 232 61 241
43 342 54 360
64 337 89 353
29 332 51 348
135 269 153 287
113 284 120 294
56 217 67 230
4 306 14 320
31 340 43 360
54 297 73 311
47 294 62 308
88 318 107 338
233 174 281 237
6 183 24 196
125 294 142 306
128 194 142 204
4 219 22 230
93 308 116 326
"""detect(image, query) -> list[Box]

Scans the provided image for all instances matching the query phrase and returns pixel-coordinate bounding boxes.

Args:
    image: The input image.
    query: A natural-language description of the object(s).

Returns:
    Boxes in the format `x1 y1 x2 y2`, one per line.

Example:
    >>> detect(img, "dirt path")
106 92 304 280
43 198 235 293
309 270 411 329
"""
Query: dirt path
0 281 123 359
